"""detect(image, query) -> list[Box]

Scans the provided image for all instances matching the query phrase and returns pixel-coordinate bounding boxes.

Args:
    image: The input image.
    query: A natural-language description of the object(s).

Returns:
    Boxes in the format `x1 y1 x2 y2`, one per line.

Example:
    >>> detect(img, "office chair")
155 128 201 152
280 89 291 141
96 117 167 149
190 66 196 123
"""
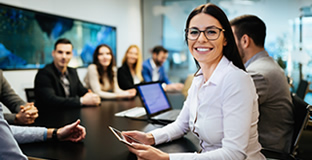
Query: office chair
296 79 310 99
181 74 194 98
290 93 310 157
261 93 310 160
287 76 295 92
24 88 36 103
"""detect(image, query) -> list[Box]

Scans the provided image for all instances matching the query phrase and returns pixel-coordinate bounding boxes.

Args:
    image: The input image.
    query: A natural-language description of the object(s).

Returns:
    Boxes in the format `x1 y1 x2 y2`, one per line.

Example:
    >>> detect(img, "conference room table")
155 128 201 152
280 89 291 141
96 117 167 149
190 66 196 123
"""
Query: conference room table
20 93 200 160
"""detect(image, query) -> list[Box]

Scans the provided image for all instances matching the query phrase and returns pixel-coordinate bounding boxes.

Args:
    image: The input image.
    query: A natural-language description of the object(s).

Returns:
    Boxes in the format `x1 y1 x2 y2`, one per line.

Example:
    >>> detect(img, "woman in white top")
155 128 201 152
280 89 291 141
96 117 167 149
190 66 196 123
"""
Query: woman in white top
84 44 136 99
123 3 265 160
117 45 144 90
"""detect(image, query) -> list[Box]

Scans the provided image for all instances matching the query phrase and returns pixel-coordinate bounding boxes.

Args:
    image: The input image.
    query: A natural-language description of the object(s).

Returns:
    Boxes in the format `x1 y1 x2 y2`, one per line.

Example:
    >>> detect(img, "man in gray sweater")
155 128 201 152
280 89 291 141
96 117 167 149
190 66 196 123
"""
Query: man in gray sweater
0 70 38 124
231 15 294 154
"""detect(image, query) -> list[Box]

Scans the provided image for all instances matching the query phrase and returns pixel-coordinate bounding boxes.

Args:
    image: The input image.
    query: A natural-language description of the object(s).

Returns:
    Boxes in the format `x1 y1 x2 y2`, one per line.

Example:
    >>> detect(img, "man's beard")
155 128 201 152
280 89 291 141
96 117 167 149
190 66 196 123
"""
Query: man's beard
155 59 162 66
237 44 245 63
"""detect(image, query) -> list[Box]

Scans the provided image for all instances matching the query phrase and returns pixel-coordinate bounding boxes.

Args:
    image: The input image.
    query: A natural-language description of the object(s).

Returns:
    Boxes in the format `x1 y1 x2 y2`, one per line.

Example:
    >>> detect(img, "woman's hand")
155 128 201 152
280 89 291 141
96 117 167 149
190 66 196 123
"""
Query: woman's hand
126 88 137 95
127 143 169 160
118 89 136 99
122 131 155 145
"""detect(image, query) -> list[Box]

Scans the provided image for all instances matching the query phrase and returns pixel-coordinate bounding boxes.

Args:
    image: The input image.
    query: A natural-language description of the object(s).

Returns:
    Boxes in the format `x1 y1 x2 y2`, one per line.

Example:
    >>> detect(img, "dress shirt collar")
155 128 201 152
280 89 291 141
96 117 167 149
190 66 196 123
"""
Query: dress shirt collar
244 50 268 68
150 58 161 81
194 56 230 86
61 70 69 76
150 58 159 71
54 66 68 76
53 62 69 76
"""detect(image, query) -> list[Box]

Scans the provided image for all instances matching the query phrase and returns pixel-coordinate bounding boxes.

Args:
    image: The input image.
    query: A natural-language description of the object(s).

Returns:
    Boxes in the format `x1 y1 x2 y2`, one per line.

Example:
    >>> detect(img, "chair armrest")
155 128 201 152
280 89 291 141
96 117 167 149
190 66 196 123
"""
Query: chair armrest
261 148 294 160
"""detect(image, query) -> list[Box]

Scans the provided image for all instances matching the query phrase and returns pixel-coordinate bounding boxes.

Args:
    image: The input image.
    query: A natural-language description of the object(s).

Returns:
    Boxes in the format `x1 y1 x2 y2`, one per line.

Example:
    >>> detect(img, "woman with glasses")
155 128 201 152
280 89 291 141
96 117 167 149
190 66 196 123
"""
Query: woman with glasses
122 3 265 160
117 45 144 90
84 44 136 99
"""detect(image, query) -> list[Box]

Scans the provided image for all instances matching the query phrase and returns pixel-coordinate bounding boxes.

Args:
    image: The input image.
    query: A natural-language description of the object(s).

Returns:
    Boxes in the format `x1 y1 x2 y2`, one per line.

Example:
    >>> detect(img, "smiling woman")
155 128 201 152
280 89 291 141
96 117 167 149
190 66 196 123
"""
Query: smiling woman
186 13 228 80
117 45 144 90
122 3 265 160
84 44 136 99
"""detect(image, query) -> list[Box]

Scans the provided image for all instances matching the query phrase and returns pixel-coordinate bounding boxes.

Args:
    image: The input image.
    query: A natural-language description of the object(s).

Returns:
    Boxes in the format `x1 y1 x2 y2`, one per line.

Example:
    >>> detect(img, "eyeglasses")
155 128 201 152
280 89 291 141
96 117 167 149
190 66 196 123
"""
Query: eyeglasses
185 27 225 41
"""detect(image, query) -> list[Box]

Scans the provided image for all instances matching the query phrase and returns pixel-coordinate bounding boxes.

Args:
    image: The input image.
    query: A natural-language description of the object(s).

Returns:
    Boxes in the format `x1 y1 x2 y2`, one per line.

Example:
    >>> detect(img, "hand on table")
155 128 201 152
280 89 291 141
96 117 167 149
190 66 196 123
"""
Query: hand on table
15 102 38 124
57 119 86 142
82 90 101 106
117 89 136 99
165 83 184 92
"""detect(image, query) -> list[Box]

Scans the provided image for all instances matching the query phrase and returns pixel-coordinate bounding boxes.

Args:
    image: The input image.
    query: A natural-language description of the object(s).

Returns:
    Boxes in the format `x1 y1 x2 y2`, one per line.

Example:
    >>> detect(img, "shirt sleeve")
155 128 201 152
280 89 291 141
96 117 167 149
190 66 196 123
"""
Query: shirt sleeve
4 113 17 124
0 106 27 160
142 61 152 82
0 70 26 123
149 96 191 145
10 125 47 144
160 66 171 84
114 76 125 93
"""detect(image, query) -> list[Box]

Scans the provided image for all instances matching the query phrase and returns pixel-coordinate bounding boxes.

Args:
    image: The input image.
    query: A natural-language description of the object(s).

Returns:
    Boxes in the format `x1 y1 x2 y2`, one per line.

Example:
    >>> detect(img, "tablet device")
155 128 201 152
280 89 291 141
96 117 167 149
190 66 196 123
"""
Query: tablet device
108 126 142 147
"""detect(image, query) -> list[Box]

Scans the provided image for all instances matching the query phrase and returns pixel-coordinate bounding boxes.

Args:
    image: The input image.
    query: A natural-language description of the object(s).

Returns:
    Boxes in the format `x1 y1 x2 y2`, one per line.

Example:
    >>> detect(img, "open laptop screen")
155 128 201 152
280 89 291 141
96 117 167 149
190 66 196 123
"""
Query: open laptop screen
136 83 171 114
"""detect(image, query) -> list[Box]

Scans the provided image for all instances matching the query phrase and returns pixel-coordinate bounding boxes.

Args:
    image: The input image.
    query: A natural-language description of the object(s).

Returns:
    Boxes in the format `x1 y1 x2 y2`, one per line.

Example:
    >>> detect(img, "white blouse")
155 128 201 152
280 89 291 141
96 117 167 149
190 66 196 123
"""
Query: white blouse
132 74 141 85
150 56 265 160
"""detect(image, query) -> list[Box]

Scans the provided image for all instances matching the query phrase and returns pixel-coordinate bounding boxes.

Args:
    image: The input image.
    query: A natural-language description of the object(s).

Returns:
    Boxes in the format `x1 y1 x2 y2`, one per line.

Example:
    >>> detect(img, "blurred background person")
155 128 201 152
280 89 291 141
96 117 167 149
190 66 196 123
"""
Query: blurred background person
230 15 294 154
118 45 144 90
0 70 38 125
35 38 100 110
84 44 136 99
142 45 184 92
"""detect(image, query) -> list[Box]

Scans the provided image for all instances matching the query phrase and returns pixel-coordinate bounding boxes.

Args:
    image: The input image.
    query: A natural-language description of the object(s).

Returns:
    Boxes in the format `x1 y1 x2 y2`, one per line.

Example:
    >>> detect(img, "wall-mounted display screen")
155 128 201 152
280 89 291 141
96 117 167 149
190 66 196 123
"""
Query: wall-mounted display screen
0 3 116 70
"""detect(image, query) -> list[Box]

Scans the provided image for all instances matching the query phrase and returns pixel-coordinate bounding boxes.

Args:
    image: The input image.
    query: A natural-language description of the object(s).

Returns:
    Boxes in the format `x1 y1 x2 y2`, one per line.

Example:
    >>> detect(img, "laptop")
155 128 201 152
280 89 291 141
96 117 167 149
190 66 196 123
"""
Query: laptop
135 82 181 123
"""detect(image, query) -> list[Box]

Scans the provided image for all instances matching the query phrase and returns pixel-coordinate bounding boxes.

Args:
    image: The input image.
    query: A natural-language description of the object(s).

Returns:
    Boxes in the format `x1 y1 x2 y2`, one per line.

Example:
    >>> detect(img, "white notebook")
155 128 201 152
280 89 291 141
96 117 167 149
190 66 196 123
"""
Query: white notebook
114 107 146 118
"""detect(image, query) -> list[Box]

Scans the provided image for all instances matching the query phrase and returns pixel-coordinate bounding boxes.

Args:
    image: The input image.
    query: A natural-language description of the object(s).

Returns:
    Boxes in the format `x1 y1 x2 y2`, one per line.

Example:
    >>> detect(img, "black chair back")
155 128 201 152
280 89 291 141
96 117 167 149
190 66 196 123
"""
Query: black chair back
261 94 310 160
25 88 36 103
295 80 309 99
290 93 310 155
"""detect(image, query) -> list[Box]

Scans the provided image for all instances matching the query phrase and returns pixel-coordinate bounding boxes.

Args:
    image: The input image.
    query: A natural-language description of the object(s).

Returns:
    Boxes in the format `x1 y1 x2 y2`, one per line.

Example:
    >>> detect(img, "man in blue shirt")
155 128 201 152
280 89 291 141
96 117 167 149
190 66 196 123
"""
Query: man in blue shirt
142 45 184 91
0 103 86 159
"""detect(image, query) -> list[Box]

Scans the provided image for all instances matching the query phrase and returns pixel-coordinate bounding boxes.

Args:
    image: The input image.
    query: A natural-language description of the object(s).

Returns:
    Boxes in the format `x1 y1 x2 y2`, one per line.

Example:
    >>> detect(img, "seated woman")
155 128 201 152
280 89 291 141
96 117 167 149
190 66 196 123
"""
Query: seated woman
84 44 136 99
117 45 143 90
123 3 265 160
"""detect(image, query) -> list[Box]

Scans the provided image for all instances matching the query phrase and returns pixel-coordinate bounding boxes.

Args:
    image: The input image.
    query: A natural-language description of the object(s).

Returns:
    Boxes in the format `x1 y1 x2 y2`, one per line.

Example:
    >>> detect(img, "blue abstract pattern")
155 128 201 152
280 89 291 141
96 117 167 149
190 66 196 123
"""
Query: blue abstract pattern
0 4 116 70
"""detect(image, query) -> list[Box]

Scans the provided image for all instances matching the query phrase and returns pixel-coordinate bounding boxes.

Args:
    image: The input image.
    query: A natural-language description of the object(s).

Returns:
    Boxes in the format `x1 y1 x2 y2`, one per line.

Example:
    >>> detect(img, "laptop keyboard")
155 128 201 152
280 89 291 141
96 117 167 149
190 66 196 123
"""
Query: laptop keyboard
153 110 180 120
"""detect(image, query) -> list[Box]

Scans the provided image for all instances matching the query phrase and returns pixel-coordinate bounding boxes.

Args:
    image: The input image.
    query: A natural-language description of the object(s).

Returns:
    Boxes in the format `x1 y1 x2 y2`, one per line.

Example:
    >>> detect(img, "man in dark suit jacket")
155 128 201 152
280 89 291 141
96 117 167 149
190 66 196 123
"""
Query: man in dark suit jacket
142 46 184 92
34 38 100 110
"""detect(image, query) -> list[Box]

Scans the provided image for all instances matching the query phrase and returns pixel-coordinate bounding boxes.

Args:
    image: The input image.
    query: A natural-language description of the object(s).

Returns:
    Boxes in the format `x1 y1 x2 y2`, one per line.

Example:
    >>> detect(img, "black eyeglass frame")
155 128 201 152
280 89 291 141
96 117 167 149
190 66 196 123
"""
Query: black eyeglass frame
185 27 225 41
